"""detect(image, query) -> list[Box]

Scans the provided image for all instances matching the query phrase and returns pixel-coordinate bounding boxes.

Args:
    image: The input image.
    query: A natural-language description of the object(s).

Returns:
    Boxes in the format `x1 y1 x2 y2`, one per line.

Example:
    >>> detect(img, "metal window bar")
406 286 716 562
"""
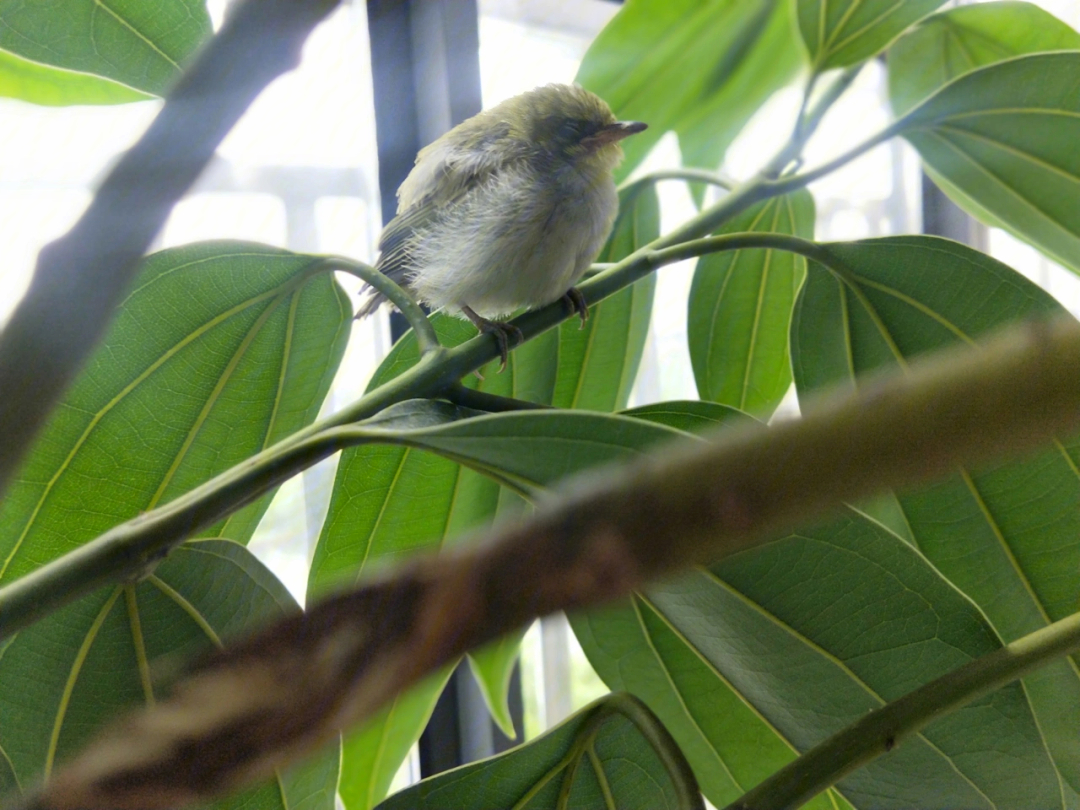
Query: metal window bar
366 0 526 776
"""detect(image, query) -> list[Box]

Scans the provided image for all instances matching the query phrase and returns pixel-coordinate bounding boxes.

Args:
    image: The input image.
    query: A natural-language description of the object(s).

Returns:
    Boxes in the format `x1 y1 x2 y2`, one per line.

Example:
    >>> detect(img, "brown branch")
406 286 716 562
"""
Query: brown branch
0 0 342 497
32 316 1080 809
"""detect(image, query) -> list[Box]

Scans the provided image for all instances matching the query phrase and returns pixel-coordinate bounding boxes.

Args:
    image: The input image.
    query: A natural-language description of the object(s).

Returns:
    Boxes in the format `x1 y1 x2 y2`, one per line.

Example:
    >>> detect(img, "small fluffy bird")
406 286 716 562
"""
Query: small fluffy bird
357 83 646 367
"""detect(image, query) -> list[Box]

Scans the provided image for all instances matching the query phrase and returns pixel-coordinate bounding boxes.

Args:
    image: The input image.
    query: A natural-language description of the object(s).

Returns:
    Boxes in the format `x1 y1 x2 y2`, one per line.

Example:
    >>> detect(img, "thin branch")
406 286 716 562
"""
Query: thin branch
0 231 773 639
768 64 864 178
444 385 553 412
0 0 342 498
619 168 734 193
768 119 908 192
32 316 1080 809
323 256 439 354
724 607 1080 810
0 229 924 637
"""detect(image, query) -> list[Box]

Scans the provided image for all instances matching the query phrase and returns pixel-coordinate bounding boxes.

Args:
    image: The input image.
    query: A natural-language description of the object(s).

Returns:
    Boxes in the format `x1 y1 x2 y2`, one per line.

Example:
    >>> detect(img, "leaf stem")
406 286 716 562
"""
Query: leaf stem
619 168 734 193
724 607 1080 810
320 256 439 354
770 64 864 177
769 118 908 192
444 384 553 412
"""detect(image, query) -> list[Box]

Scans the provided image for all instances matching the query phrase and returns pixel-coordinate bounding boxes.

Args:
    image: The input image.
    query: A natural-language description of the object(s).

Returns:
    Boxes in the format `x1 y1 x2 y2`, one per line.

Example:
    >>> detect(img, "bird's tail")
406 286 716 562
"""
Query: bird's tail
354 287 387 320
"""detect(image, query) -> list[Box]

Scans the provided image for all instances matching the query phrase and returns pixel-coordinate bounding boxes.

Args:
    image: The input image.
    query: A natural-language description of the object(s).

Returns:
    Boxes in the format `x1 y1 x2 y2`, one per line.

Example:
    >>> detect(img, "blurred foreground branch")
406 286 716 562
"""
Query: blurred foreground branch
0 0 341 497
32 316 1080 810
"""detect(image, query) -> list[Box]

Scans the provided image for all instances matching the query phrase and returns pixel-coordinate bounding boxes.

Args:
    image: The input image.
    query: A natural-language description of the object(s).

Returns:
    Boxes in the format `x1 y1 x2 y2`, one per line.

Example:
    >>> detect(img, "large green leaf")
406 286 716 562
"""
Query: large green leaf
552 184 658 411
0 48 150 106
351 402 687 492
575 509 1058 809
346 399 1059 809
377 693 702 810
0 241 346 806
578 402 845 810
0 539 339 809
0 241 350 585
687 191 814 417
578 397 1056 808
0 0 211 96
790 235 1080 798
307 317 558 810
675 0 802 177
888 2 1080 116
797 0 948 70
896 52 1080 275
578 0 799 182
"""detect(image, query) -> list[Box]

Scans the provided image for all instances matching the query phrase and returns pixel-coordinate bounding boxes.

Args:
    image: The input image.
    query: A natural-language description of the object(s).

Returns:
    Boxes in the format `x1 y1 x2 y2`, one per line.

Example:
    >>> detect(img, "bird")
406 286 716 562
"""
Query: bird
356 83 647 369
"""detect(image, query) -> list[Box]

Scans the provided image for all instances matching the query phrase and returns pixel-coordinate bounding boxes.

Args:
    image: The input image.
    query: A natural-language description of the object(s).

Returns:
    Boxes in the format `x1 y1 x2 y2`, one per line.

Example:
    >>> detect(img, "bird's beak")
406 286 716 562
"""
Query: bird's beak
584 120 648 148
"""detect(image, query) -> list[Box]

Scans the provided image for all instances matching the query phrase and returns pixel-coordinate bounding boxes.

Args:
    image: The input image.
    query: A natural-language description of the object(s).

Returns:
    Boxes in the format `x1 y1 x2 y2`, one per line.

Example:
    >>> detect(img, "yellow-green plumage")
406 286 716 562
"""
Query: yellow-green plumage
357 84 645 330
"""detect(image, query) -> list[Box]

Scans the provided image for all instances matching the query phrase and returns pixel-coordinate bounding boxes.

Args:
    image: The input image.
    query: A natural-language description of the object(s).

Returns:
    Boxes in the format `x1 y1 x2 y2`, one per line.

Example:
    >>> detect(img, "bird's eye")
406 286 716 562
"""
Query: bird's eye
557 120 584 141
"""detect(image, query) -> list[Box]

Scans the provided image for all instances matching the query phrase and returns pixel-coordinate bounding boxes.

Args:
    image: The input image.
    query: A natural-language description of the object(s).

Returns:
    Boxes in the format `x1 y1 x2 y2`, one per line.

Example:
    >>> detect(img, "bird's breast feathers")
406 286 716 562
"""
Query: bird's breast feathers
405 163 617 318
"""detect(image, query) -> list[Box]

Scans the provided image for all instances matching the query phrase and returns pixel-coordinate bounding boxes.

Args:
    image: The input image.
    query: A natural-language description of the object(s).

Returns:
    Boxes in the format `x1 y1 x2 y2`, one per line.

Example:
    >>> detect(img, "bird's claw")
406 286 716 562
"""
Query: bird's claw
486 322 524 372
462 305 523 373
563 288 589 329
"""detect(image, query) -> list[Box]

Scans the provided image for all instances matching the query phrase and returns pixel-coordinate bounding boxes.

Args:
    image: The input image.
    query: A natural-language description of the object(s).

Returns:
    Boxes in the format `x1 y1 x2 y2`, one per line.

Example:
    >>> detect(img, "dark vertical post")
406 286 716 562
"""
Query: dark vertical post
921 173 988 251
365 0 526 776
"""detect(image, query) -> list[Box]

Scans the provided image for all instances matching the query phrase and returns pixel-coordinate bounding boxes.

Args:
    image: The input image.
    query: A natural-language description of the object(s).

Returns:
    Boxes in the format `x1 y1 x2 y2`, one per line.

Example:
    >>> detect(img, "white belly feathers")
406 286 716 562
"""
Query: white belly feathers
406 166 618 319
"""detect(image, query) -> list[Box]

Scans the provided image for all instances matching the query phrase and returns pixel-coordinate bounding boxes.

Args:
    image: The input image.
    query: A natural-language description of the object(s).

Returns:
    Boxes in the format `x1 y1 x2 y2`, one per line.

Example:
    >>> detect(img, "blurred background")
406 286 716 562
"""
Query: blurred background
3 0 1079 794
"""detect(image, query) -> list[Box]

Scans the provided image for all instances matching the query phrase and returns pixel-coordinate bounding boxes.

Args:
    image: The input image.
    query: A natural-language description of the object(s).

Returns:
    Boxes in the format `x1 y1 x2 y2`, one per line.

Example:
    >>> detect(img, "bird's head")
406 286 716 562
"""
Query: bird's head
501 84 647 174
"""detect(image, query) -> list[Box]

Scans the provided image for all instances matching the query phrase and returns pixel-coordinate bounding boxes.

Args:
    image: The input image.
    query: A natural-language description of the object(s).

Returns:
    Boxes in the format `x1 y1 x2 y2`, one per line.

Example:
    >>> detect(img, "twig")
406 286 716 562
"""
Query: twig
0 0 342 497
0 232 779 638
618 168 734 193
323 256 439 353
32 316 1080 809
444 384 553 412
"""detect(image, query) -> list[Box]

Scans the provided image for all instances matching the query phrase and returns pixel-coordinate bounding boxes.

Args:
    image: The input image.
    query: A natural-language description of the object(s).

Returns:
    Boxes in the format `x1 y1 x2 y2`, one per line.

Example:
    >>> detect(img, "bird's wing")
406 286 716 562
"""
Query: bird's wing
376 122 517 282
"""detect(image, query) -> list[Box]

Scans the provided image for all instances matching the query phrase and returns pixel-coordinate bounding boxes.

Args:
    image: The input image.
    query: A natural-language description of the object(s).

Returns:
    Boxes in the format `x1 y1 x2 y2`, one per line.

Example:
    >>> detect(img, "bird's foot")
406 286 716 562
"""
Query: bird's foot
462 306 523 372
562 288 589 329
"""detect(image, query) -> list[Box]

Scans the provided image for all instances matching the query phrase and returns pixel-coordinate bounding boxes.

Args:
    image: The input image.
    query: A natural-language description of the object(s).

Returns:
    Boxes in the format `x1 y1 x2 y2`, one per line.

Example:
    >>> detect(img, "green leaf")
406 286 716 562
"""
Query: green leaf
467 620 527 740
896 52 1080 275
578 0 799 182
790 235 1080 796
888 1 1080 116
797 0 948 70
553 184 658 411
574 508 1059 809
0 241 350 586
341 666 454 810
687 191 814 417
621 400 750 433
0 539 339 808
614 401 840 809
0 0 211 96
356 403 688 492
676 0 802 178
308 317 558 809
0 48 150 106
376 692 703 810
